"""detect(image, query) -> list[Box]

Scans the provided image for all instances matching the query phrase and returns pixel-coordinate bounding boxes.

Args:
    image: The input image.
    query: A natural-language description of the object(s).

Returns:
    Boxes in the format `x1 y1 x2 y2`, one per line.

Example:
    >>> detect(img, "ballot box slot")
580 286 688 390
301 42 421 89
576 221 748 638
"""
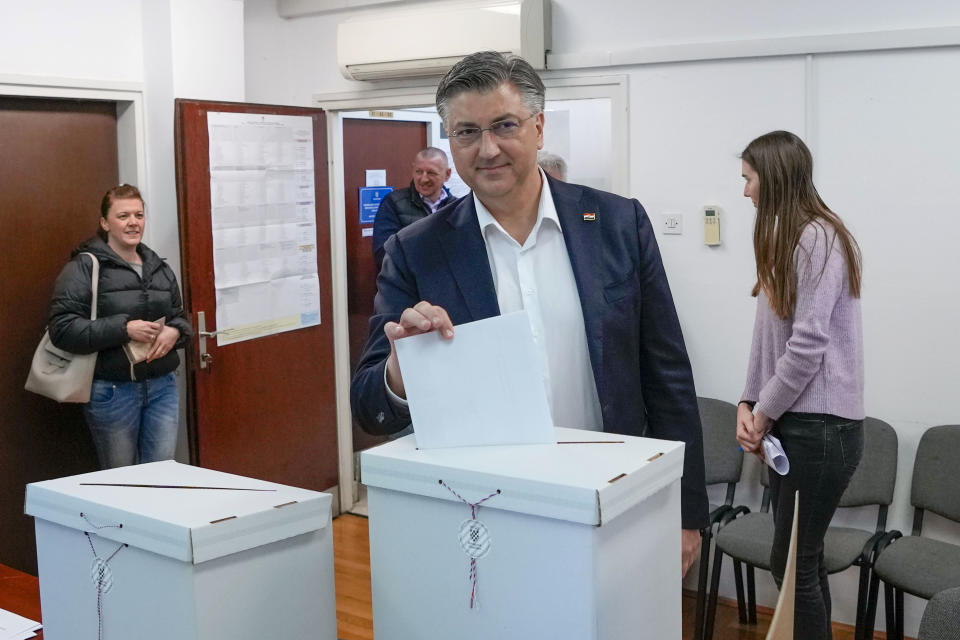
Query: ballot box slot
210 515 237 524
607 473 628 484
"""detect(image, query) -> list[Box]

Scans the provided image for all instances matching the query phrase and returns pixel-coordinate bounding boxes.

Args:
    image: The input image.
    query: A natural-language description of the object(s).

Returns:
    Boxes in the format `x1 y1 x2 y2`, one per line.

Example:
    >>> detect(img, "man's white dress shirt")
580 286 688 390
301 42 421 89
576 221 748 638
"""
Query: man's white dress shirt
474 171 602 431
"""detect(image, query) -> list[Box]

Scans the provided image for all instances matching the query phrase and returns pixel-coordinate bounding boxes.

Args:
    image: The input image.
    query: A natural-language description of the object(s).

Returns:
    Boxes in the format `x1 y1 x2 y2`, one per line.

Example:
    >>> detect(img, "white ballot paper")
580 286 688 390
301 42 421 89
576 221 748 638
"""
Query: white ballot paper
0 607 41 640
762 433 790 475
394 311 556 449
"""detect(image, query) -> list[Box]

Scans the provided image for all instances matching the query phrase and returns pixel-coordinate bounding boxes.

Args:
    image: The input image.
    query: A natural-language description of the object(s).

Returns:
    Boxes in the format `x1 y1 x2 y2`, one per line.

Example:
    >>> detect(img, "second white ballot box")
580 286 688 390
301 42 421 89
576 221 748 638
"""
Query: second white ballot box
24 461 336 640
361 427 685 639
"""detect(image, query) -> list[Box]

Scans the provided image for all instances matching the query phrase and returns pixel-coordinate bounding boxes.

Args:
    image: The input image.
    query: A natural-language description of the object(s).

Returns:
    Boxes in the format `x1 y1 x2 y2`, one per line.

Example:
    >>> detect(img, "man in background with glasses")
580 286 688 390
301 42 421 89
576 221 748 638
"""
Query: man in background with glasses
372 146 454 271
351 50 708 577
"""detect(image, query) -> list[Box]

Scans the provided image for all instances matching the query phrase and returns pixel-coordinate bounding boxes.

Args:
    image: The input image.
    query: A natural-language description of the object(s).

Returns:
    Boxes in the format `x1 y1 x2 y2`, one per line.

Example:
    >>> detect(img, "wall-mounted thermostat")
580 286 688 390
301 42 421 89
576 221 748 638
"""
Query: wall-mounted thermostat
703 206 721 246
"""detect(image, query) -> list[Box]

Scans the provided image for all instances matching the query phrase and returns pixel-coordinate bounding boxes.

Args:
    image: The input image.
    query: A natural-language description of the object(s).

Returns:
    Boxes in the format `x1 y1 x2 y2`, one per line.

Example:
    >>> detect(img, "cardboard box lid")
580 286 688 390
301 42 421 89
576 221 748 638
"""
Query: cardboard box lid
24 461 331 564
361 427 684 526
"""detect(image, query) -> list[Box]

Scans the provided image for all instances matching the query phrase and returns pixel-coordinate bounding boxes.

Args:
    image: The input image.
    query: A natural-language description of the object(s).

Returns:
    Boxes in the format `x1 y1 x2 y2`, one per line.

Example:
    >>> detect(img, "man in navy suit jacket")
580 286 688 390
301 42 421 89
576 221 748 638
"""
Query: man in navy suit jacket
351 51 708 575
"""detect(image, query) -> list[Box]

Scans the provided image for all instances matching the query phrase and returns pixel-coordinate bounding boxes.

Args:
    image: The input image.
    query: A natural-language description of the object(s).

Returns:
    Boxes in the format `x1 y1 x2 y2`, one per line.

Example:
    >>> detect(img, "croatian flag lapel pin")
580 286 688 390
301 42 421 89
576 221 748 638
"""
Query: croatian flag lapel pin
583 212 596 221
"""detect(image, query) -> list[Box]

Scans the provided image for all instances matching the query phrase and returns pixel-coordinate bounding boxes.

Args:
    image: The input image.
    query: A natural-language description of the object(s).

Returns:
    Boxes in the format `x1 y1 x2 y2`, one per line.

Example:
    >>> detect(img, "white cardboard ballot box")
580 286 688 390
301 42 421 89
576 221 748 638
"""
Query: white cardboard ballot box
24 461 336 640
361 427 685 640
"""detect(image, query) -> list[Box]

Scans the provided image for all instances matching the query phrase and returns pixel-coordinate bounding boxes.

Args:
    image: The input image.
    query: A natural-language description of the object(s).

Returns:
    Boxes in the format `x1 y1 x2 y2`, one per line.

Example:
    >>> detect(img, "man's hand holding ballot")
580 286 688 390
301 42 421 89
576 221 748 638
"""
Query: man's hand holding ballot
384 301 454 399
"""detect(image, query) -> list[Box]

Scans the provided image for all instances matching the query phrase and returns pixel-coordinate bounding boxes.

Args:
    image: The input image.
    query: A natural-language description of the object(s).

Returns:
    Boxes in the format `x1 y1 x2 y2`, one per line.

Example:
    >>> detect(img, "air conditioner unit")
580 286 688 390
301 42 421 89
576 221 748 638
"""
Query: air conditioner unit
337 0 551 81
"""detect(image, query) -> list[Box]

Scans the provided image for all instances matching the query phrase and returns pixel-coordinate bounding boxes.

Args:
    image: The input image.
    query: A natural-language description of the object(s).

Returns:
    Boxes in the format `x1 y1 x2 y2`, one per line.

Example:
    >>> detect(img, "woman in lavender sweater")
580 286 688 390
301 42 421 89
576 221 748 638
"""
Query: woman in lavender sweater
736 130 864 640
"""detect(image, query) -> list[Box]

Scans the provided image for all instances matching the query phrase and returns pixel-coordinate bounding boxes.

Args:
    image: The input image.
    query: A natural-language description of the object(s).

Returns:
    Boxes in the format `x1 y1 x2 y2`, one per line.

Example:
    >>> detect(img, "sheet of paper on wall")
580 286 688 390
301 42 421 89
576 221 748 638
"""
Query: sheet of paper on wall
206 111 321 345
395 311 555 449
0 606 41 640
365 169 386 186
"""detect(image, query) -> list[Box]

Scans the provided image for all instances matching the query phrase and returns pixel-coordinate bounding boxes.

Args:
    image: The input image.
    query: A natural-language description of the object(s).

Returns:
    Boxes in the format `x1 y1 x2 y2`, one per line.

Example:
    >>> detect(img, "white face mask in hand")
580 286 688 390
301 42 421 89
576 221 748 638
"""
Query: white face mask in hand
762 434 790 475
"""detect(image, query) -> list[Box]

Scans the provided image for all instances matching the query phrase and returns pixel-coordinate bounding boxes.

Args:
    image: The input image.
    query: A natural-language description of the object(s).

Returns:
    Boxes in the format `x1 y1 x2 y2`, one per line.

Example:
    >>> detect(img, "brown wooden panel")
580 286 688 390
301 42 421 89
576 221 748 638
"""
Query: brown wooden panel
0 97 117 573
175 99 337 491
342 118 427 452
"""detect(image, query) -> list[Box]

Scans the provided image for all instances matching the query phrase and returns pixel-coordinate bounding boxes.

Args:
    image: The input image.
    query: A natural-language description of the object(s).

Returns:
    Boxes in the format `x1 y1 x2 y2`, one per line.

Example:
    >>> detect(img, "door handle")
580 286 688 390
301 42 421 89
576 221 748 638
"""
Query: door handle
196 311 217 370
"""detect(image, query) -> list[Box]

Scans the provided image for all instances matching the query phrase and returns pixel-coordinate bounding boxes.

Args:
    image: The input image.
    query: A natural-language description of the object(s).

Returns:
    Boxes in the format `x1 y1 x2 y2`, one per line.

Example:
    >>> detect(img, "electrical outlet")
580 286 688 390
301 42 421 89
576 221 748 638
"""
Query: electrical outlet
662 213 683 235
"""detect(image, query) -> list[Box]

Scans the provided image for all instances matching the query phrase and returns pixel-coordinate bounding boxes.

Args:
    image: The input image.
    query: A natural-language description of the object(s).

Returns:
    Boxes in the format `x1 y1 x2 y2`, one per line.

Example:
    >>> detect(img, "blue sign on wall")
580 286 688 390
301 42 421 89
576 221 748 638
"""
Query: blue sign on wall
359 186 394 225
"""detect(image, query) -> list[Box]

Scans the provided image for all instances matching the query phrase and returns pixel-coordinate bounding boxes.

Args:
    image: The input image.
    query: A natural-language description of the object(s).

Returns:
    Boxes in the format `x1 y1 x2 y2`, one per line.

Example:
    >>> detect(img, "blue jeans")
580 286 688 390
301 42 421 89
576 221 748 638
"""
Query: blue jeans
768 412 864 640
83 373 179 469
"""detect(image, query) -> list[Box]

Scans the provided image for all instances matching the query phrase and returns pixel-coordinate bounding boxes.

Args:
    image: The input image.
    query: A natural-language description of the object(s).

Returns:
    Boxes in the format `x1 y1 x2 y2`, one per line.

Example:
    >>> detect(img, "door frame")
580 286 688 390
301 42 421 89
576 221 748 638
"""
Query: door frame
315 73 629 513
0 75 149 239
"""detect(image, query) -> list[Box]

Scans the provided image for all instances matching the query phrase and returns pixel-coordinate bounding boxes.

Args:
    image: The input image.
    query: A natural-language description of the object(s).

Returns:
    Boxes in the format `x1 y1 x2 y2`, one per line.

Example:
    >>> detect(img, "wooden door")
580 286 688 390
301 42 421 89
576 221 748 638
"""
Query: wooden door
342 118 427 452
0 97 117 573
175 100 337 492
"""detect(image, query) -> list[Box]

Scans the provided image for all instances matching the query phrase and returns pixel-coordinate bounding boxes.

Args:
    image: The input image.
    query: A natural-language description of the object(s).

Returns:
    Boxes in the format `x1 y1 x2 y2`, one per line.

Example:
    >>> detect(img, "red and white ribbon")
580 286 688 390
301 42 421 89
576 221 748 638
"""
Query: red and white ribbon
439 479 500 609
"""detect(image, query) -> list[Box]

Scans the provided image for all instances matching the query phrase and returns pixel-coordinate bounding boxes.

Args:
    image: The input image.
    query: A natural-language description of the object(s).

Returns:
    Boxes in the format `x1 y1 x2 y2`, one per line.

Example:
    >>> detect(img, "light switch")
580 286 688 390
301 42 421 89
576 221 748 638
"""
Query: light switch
662 213 683 235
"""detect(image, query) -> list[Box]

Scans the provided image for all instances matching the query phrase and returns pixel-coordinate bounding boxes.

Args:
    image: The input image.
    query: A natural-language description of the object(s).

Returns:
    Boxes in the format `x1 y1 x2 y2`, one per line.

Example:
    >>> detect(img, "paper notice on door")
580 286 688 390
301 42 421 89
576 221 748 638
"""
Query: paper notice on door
214 275 320 345
207 111 321 345
394 312 555 449
365 169 386 186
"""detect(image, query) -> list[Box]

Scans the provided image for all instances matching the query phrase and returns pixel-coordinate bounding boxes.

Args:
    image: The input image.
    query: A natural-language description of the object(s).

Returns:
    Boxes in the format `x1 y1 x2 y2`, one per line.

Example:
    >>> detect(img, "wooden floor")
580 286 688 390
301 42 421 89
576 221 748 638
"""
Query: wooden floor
332 513 894 640
333 512 376 640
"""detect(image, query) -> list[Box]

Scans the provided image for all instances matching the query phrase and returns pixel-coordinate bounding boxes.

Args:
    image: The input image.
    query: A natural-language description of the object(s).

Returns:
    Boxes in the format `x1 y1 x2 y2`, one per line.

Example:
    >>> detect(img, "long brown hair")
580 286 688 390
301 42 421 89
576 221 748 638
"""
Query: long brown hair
742 131 861 319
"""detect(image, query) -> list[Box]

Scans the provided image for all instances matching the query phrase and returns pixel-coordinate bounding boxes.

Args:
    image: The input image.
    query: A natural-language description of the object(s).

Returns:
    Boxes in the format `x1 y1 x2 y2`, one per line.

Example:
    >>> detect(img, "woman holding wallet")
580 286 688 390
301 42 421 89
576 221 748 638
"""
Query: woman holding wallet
736 131 864 640
48 184 193 468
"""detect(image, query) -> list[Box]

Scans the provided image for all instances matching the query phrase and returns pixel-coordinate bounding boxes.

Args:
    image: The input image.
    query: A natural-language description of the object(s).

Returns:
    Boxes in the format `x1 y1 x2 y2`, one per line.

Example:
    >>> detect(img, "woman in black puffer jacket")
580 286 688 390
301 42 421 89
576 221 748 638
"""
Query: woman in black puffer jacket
48 184 193 468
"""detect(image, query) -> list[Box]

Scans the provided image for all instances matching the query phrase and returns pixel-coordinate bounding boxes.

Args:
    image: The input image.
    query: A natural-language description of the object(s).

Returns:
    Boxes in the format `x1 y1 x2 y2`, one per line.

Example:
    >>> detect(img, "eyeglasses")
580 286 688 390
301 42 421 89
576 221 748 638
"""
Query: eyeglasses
448 113 538 147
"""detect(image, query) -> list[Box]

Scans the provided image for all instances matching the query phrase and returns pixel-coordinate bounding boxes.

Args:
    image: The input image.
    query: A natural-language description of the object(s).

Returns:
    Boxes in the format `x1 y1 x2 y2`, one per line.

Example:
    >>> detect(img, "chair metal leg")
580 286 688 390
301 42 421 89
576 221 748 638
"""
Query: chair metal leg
894 588 904 640
853 564 871 640
884 582 896 639
732 559 747 623
746 564 757 624
705 543 725 640
694 528 712 640
863 571 882 640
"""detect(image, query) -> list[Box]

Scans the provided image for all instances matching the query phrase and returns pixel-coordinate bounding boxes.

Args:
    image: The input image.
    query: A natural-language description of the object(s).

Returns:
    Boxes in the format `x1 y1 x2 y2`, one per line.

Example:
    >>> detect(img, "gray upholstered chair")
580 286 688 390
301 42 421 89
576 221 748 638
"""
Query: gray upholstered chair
917 586 960 640
693 397 745 640
867 425 960 640
705 417 898 640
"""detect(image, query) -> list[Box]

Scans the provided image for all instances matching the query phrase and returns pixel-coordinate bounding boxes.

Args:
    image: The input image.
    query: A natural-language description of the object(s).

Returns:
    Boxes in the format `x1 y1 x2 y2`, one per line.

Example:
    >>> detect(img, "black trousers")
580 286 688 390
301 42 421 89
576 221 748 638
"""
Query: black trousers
768 412 864 640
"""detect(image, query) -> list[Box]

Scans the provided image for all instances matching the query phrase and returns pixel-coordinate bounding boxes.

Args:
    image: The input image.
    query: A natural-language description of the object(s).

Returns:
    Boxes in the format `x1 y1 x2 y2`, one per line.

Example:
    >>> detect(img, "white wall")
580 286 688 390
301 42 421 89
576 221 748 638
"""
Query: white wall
0 1 145 83
245 2 960 635
170 0 246 101
245 0 354 105
550 0 960 55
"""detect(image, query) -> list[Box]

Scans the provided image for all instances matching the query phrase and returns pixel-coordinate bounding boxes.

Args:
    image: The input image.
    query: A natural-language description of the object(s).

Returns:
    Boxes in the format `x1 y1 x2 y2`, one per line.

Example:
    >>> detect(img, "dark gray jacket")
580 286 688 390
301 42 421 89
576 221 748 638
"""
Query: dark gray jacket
371 182 455 271
48 236 193 382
